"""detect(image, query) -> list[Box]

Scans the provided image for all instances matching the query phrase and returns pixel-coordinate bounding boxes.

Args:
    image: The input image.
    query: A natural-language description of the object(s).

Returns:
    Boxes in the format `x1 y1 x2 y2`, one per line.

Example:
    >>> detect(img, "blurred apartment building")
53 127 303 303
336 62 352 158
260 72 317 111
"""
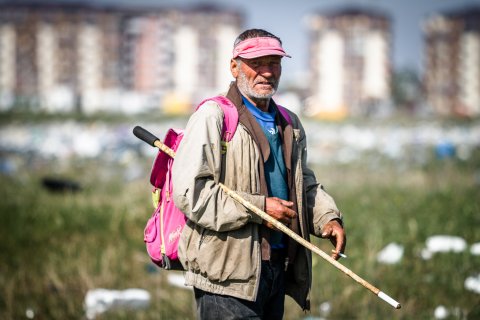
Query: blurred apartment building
305 8 391 119
0 1 242 114
423 7 480 117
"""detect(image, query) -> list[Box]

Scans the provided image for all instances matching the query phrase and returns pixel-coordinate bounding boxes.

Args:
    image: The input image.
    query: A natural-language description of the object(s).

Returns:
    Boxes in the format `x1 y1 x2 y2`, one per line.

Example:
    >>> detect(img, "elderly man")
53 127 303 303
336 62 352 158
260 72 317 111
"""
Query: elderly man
172 28 346 320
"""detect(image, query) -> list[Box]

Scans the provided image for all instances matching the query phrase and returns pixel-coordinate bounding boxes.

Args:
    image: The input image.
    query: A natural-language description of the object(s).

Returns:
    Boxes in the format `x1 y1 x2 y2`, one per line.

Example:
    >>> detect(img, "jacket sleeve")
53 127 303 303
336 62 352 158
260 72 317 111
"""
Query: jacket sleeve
294 115 343 236
172 101 264 232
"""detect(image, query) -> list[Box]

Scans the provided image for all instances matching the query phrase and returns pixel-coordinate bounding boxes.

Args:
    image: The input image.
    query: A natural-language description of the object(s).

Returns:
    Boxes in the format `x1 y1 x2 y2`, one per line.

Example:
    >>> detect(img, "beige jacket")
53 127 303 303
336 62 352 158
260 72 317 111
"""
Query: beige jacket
172 83 342 309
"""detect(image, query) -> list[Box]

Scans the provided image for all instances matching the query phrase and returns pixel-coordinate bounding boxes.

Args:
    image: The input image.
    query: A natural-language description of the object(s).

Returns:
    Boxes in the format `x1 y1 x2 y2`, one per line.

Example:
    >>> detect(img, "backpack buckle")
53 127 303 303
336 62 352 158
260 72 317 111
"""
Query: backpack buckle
221 141 228 154
152 188 160 208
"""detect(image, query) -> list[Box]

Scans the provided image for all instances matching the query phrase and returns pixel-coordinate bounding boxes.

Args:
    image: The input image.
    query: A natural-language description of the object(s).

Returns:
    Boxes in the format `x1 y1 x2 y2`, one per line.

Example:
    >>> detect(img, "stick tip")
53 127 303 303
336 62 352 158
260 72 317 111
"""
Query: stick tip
378 291 401 309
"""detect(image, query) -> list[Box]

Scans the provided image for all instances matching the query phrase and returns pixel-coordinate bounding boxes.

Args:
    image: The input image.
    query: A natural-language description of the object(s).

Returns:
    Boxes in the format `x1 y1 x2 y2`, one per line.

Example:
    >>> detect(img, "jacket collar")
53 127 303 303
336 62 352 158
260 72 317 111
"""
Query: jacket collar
226 82 270 164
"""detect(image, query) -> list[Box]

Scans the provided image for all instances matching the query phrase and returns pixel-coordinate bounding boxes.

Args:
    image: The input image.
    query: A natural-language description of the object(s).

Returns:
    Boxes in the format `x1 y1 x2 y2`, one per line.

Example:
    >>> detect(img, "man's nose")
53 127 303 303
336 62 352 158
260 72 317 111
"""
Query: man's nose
257 65 275 76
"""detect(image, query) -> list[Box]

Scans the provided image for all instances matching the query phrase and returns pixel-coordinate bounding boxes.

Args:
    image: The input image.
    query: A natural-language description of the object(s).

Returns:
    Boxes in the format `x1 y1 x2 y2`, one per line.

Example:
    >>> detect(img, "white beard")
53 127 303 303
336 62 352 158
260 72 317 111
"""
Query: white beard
237 72 277 100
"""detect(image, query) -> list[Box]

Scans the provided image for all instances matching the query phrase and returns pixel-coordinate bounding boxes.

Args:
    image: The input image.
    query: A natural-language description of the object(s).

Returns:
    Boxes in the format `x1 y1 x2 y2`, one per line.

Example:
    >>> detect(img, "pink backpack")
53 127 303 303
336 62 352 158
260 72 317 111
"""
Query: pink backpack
141 96 239 270
135 96 292 270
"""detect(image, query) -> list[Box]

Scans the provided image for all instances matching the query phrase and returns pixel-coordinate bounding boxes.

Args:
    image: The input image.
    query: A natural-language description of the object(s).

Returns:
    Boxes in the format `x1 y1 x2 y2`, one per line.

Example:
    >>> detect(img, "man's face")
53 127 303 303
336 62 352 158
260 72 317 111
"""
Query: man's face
231 55 282 101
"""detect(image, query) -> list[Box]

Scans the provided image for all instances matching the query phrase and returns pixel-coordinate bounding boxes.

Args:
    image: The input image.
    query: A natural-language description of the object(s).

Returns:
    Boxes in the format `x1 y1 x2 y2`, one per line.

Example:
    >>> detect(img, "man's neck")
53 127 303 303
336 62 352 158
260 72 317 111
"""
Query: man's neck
254 99 270 112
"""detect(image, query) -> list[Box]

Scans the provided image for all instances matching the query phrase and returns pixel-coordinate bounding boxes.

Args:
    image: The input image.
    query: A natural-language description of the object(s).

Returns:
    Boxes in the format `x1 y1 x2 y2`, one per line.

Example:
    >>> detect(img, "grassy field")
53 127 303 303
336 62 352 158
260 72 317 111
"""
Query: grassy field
0 151 479 319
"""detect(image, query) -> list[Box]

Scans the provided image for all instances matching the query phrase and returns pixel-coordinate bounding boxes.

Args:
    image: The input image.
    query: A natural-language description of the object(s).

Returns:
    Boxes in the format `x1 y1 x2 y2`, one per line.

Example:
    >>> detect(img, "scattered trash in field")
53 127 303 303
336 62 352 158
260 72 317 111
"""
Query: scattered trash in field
377 242 404 264
319 301 331 316
167 273 192 290
465 274 480 294
84 288 150 319
435 141 455 160
1 120 479 166
420 235 467 260
25 308 35 319
434 305 449 319
433 305 464 319
41 177 81 193
470 243 480 256
0 157 17 175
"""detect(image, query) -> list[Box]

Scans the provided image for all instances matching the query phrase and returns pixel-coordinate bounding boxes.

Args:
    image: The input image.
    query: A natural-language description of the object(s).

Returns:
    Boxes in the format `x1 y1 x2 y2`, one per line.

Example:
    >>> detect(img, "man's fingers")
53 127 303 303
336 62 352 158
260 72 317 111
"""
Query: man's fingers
334 230 346 258
322 224 345 260
285 208 296 219
279 216 291 225
279 199 293 207
279 200 296 219
335 240 343 256
331 231 343 260
321 228 331 238
263 220 276 230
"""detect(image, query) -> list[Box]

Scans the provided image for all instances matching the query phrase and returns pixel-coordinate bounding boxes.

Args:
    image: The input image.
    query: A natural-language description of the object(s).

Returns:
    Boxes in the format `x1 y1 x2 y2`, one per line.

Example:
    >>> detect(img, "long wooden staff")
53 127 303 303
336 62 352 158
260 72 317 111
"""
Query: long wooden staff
133 126 401 309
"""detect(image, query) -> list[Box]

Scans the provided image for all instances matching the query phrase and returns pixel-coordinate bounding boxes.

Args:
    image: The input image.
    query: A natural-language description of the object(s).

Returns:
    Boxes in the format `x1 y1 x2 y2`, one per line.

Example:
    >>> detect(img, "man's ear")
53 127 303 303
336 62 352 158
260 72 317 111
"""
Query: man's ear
230 59 239 78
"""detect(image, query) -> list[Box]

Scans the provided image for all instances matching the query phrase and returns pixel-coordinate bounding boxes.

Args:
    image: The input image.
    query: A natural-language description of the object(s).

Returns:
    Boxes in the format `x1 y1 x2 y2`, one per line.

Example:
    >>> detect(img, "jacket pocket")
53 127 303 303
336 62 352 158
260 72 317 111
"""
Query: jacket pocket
178 220 200 272
195 226 259 282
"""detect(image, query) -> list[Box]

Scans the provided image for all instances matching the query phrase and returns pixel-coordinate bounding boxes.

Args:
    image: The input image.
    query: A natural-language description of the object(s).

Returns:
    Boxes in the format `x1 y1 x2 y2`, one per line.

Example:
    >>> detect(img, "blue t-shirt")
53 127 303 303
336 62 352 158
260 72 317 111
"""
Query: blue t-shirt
242 97 288 248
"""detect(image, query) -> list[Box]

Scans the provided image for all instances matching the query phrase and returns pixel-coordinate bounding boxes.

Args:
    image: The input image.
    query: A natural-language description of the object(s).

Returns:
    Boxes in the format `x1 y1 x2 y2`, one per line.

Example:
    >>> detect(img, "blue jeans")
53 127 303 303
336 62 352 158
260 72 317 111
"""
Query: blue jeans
194 259 286 320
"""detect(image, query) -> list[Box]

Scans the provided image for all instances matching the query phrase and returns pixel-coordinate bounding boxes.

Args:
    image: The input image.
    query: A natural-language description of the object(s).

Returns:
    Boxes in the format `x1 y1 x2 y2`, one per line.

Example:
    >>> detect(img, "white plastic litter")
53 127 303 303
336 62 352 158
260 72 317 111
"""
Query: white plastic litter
376 242 404 264
470 242 480 256
84 288 151 320
167 273 192 290
420 235 467 259
465 274 480 294
25 308 35 319
434 305 449 319
319 301 331 316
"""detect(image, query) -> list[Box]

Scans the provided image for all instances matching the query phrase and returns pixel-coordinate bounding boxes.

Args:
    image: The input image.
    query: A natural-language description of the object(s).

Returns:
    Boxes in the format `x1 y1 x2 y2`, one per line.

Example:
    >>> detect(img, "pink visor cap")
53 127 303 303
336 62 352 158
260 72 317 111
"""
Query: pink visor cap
232 36 291 59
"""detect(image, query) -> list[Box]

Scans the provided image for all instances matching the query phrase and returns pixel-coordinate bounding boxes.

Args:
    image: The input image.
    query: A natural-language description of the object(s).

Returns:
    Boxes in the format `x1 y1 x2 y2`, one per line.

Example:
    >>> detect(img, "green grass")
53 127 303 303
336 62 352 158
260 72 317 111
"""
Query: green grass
301 160 480 320
1 156 479 319
0 161 194 319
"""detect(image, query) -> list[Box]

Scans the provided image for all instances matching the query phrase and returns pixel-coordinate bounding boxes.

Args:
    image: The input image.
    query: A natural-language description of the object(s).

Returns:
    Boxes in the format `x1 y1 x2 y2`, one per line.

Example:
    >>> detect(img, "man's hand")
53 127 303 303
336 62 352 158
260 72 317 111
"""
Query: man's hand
321 219 346 260
264 197 297 230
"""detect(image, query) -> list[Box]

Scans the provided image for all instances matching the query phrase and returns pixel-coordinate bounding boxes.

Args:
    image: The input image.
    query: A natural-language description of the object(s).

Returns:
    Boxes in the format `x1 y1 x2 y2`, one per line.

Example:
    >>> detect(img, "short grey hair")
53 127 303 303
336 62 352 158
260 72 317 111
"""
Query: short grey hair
233 29 282 48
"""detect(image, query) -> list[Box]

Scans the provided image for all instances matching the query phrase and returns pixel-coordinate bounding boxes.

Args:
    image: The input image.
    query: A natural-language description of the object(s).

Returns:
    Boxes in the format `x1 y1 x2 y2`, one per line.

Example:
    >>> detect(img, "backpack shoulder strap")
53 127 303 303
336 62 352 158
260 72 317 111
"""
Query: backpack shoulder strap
277 105 293 126
196 97 292 140
196 96 239 142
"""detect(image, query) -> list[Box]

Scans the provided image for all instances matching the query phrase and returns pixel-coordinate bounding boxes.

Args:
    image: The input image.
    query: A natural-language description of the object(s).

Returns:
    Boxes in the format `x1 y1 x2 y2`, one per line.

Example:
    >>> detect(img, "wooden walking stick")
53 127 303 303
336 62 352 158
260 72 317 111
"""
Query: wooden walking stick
133 126 401 309
219 183 401 309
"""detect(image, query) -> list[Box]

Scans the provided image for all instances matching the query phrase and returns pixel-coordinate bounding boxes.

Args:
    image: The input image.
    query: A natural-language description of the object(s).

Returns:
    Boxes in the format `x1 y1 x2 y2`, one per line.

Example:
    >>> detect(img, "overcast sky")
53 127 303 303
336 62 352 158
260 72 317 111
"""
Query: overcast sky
23 0 480 82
